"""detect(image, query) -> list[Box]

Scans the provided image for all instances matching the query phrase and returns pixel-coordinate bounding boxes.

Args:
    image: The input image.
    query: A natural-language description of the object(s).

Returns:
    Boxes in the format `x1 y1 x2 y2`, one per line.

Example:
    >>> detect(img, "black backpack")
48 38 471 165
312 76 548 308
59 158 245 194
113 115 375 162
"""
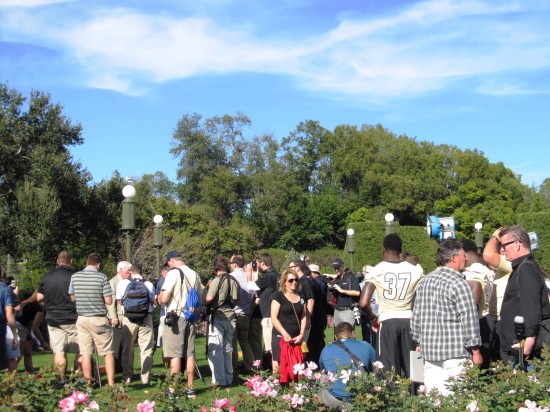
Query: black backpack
213 274 240 311
123 278 150 323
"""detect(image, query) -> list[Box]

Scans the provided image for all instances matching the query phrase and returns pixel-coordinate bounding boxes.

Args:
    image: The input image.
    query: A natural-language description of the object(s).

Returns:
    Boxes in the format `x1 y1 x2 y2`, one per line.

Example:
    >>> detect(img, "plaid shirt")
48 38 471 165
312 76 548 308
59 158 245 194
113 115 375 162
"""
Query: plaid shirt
411 266 481 361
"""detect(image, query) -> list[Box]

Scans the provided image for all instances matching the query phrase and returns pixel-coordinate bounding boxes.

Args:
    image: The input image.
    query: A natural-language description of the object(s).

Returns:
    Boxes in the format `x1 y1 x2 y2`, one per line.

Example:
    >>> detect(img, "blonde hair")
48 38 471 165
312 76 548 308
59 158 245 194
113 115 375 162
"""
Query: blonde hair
279 269 300 293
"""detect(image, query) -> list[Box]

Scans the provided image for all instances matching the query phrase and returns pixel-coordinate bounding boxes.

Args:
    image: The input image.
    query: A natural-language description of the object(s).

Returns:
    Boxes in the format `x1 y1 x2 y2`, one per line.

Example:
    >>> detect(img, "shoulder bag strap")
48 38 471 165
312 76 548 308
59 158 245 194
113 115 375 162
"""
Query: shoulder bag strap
291 297 301 329
334 339 367 371
173 268 187 311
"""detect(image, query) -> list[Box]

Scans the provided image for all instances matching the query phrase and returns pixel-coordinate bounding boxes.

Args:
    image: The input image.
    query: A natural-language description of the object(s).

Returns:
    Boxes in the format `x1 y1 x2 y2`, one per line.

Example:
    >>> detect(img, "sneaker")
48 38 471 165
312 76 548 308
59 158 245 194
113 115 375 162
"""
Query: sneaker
186 388 196 399
165 387 178 399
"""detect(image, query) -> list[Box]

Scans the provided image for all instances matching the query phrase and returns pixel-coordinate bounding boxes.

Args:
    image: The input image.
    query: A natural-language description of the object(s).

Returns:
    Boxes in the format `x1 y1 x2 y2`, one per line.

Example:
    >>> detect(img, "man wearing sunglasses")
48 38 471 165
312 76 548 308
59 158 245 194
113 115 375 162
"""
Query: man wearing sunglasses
329 258 361 330
499 225 550 365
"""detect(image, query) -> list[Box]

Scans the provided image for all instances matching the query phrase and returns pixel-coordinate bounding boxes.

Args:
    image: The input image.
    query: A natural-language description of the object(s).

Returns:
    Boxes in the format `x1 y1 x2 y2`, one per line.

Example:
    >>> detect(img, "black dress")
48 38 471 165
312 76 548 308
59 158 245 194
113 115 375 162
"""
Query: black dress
271 290 304 361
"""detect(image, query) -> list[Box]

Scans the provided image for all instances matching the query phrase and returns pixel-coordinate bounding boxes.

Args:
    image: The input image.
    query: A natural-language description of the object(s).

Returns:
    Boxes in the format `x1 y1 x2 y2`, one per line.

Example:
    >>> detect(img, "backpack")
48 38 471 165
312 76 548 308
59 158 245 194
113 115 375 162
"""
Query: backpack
179 269 201 322
123 278 150 322
215 274 240 310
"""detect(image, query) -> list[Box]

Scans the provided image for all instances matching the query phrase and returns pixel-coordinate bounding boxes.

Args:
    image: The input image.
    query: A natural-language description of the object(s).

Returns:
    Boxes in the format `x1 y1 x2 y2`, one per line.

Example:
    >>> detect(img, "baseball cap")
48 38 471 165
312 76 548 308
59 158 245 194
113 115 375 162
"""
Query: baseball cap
164 250 182 263
308 264 320 274
332 258 344 268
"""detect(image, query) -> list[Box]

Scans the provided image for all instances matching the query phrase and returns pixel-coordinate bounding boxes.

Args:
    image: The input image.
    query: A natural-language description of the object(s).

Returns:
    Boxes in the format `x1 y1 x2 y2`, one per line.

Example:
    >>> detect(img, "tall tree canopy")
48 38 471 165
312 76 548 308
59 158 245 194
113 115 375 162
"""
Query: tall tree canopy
2 82 548 279
0 84 124 268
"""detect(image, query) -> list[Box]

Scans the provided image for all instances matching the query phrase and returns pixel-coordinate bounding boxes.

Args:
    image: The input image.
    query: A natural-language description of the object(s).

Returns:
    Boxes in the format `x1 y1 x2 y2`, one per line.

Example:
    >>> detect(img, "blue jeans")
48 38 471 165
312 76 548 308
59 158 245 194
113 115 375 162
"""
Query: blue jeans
207 315 236 386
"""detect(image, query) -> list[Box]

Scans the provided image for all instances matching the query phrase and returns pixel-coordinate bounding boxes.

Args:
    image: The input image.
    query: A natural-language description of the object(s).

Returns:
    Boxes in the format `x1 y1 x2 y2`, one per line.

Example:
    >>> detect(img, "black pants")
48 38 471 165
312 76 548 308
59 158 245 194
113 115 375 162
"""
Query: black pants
305 325 326 365
377 318 413 377
361 313 377 351
479 315 500 368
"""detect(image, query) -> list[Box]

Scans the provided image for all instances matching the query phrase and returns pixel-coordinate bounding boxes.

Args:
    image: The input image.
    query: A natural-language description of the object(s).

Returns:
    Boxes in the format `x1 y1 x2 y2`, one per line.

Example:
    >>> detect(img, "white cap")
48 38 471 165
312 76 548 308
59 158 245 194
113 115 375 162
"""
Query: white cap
308 264 320 274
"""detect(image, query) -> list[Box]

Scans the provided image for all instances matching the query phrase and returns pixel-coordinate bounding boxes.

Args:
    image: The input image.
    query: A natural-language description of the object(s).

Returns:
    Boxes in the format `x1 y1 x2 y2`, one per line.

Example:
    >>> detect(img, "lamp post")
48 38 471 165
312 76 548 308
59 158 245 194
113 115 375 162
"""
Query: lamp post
474 222 483 253
153 215 164 279
385 213 395 236
347 228 355 273
121 183 136 262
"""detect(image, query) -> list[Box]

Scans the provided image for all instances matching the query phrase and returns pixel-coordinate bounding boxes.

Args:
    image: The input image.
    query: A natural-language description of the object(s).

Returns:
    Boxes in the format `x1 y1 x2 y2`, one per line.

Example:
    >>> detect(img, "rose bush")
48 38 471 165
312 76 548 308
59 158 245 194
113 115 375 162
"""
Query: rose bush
2 348 550 411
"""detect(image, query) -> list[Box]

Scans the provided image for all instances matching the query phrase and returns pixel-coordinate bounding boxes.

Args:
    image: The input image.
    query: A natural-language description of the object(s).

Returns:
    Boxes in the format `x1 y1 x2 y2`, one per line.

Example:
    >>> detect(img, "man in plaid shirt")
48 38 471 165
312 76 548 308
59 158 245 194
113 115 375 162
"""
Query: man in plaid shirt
411 239 482 395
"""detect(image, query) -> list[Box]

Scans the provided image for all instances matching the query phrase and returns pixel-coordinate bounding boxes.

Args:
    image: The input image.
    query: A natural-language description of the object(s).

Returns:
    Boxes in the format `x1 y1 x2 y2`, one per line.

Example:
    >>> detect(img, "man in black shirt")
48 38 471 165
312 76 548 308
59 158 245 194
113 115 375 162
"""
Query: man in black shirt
499 226 550 364
37 251 81 378
253 253 279 371
329 258 360 330
289 259 327 364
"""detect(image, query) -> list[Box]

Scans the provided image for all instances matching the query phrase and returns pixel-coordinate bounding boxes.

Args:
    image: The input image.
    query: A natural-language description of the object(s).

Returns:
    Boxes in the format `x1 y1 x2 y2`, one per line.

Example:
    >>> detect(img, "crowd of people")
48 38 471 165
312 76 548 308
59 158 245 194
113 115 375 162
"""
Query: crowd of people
1 224 549 407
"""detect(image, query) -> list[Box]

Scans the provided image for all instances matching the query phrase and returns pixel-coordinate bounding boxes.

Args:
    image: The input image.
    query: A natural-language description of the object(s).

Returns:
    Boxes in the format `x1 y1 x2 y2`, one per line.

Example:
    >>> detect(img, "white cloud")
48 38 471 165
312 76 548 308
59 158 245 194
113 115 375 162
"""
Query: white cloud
2 0 550 97
0 0 71 8
477 80 547 96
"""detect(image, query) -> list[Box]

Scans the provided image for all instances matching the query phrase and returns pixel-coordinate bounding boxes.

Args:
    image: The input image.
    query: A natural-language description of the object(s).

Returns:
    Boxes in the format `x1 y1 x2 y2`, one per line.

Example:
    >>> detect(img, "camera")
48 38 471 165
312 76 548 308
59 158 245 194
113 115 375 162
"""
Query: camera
251 260 257 271
353 306 361 325
199 305 212 320
164 310 179 327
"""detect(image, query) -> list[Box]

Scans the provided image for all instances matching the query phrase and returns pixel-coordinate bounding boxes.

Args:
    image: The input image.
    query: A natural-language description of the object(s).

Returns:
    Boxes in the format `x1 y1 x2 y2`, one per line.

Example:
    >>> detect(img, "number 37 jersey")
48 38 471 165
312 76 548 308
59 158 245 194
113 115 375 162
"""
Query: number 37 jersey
365 261 424 322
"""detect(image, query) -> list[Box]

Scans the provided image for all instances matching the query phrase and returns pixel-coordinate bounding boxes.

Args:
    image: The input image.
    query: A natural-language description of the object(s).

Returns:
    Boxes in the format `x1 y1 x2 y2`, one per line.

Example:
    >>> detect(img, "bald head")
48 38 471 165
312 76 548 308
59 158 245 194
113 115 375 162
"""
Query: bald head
57 251 72 266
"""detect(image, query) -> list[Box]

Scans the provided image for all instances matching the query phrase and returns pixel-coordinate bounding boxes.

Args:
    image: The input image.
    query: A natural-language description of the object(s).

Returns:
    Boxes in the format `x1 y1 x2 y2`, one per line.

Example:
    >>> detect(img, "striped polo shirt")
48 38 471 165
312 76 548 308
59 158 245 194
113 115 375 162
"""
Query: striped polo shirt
68 267 113 316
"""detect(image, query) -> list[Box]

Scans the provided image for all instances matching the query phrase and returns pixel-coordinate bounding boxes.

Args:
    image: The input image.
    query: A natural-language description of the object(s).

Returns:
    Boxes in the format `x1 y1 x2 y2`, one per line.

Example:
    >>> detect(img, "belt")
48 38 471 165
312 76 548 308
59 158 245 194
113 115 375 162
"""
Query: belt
335 307 352 311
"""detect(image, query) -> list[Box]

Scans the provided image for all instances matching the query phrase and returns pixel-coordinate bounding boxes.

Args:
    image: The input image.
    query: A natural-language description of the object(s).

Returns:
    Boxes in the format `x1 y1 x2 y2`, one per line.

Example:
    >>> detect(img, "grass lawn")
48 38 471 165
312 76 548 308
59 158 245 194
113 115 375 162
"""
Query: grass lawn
16 321 362 407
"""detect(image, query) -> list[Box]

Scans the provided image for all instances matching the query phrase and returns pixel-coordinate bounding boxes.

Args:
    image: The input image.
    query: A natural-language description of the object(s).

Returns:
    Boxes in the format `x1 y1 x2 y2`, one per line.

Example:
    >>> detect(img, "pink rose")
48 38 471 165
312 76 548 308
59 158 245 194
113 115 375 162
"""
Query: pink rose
88 401 100 411
251 381 272 397
306 361 318 371
214 398 230 408
137 399 155 412
59 396 77 412
71 391 89 404
246 375 262 388
289 394 304 408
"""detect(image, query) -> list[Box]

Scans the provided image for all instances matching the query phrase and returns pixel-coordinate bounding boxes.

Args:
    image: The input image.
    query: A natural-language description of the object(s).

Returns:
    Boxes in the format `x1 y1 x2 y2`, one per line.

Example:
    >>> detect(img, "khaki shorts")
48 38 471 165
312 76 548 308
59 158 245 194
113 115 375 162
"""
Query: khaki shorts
163 316 195 358
76 316 113 356
48 323 80 354
261 317 273 352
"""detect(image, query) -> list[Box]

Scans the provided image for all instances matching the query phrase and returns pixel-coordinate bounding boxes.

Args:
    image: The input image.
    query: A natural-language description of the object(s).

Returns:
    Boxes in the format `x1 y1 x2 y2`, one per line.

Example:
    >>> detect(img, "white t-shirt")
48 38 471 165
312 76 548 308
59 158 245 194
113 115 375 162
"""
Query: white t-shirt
489 255 512 318
463 262 494 318
161 264 203 314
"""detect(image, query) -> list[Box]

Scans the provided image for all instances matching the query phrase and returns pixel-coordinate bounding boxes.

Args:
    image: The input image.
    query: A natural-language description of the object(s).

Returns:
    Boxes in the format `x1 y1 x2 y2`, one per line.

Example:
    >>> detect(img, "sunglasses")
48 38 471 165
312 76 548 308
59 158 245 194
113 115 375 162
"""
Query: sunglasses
500 240 517 250
287 278 299 284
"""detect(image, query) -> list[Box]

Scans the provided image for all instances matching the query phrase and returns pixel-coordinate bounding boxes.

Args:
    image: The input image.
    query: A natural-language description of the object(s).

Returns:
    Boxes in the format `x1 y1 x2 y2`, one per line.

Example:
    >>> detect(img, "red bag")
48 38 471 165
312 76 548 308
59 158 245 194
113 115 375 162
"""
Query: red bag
279 337 304 384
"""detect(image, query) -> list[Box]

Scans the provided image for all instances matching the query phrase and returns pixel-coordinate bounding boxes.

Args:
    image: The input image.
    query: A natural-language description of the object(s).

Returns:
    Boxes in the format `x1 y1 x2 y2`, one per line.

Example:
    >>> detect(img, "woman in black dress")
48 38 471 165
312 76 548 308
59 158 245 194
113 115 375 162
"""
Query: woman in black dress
271 269 306 383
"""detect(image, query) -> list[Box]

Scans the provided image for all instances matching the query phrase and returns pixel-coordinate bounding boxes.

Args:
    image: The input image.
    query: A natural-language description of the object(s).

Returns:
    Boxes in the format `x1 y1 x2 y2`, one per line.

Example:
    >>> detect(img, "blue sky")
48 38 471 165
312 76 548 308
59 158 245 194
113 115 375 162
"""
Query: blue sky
1 0 549 187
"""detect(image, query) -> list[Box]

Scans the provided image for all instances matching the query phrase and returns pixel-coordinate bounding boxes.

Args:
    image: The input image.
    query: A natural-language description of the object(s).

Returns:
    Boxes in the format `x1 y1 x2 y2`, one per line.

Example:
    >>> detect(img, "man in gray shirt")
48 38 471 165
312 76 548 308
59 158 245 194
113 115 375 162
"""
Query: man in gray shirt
69 253 116 387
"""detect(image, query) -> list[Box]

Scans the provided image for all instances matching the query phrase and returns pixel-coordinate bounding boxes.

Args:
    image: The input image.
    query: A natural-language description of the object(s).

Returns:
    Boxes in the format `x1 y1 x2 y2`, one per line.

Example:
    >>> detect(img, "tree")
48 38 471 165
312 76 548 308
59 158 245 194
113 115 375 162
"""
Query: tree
170 112 251 209
0 84 94 267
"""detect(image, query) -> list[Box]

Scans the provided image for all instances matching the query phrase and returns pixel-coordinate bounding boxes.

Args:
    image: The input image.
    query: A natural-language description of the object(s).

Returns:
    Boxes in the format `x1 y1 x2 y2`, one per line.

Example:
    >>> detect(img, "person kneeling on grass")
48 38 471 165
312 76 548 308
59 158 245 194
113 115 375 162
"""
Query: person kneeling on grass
318 322 375 409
